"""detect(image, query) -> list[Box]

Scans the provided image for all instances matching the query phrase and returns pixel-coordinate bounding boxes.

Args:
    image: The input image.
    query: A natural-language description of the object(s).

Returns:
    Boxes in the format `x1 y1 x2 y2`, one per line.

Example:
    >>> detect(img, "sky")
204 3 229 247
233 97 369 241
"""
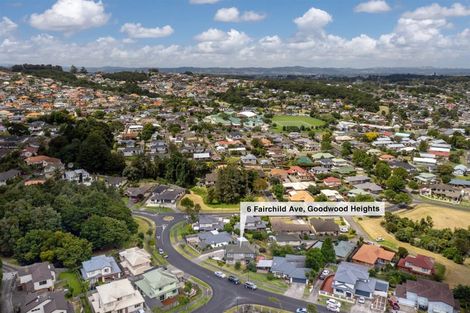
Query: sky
1 0 470 68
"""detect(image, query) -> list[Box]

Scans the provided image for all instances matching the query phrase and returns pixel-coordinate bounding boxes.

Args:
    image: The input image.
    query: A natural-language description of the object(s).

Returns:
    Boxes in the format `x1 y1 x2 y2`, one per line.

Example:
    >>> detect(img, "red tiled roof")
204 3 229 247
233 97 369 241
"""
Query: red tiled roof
399 254 435 271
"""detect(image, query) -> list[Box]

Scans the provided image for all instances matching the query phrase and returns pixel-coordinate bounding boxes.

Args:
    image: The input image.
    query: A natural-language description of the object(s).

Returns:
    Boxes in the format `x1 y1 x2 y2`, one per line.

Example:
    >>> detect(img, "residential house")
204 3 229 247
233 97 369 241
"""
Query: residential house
397 254 435 276
0 168 21 185
352 244 395 267
88 279 145 313
310 218 340 236
119 247 152 276
196 230 233 249
103 176 127 188
271 255 309 284
274 233 302 247
241 153 257 165
63 169 93 185
135 268 180 303
345 175 371 185
354 182 383 194
18 262 56 293
320 189 344 201
224 243 257 264
332 262 389 299
288 190 315 202
193 215 224 232
323 177 342 188
395 279 459 313
334 241 357 261
21 292 73 313
453 164 468 176
270 217 312 235
80 255 122 285
148 185 186 205
235 216 267 231
420 184 464 203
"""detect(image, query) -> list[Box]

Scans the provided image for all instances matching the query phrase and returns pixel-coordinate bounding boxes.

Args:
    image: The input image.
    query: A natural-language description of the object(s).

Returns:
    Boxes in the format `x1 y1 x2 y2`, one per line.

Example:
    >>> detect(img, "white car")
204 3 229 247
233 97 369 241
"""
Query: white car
327 305 340 312
339 226 349 233
358 296 365 304
214 271 226 278
326 299 341 308
295 309 307 313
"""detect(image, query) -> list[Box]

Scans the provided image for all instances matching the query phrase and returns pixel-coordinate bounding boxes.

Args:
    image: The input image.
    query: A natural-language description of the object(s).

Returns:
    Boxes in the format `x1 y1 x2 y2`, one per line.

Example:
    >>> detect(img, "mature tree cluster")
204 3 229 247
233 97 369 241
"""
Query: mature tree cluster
382 212 470 264
207 164 258 204
123 152 208 188
0 180 137 266
45 117 125 174
263 79 379 112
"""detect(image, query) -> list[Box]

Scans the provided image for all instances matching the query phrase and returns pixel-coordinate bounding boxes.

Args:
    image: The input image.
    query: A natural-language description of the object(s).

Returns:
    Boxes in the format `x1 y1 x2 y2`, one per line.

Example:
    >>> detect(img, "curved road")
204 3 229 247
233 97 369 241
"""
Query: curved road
135 212 329 313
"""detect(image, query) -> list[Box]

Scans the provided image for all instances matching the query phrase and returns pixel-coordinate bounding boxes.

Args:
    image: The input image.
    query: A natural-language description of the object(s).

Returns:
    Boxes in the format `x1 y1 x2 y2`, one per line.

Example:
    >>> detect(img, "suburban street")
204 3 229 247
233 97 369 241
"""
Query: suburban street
135 212 330 313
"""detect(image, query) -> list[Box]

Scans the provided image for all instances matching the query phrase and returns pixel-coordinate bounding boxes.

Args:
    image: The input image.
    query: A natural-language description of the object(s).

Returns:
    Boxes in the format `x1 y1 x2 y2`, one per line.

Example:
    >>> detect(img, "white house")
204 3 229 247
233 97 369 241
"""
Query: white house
119 247 152 276
89 279 145 313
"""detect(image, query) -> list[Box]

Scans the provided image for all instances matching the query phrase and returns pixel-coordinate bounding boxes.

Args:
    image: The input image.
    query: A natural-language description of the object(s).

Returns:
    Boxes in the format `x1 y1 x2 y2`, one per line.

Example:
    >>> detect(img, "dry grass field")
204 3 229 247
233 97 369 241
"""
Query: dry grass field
357 204 470 286
398 204 470 230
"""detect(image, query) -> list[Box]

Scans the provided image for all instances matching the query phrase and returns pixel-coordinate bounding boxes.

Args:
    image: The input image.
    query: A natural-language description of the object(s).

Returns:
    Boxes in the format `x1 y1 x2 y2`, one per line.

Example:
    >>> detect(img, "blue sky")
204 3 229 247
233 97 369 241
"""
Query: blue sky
1 0 470 67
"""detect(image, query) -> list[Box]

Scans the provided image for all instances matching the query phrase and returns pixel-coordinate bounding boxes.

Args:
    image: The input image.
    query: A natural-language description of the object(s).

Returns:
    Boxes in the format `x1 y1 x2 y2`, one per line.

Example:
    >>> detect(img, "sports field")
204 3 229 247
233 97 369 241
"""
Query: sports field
272 115 325 132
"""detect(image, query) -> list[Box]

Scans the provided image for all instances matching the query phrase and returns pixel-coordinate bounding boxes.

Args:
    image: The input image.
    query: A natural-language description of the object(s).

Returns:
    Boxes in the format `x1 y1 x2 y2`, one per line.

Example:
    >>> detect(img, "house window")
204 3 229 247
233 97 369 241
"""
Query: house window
39 280 48 286
160 294 165 301
134 304 140 308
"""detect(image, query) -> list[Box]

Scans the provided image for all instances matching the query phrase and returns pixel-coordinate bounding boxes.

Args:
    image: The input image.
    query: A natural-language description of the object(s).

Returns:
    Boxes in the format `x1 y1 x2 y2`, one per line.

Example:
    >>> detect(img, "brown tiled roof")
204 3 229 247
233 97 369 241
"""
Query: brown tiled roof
396 279 457 308
352 244 395 265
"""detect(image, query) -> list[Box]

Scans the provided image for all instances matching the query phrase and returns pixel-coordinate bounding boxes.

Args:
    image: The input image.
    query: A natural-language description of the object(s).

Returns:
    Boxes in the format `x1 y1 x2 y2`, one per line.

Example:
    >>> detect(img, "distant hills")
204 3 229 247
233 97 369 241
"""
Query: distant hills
83 66 470 76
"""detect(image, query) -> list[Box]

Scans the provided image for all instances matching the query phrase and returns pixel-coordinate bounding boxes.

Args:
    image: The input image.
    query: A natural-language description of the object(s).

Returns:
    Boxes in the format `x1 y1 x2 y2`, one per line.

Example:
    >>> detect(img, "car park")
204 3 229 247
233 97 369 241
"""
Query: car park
228 275 240 284
244 281 257 290
214 271 226 278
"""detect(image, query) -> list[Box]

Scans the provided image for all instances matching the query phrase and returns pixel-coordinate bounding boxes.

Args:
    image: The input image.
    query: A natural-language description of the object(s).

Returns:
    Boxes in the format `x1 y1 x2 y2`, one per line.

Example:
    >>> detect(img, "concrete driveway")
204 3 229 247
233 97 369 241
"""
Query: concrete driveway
284 282 306 300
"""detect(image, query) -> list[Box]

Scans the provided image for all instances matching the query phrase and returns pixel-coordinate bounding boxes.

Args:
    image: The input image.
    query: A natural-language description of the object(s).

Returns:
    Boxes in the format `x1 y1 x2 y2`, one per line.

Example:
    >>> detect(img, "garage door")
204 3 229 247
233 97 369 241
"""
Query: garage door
292 277 307 284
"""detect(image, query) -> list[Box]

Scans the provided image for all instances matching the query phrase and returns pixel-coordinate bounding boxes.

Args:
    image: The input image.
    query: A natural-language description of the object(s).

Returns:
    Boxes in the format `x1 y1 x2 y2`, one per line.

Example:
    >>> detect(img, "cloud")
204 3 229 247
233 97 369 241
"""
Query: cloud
403 3 470 19
2 3 470 68
29 0 109 33
189 0 219 4
214 7 266 22
0 17 17 37
355 1 391 13
294 7 332 30
195 28 251 53
120 23 174 39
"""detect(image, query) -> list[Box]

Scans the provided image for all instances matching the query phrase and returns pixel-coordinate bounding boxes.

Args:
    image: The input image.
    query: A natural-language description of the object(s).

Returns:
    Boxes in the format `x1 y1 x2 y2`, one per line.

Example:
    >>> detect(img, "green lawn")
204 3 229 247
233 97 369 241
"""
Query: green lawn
272 115 326 132
144 206 174 213
59 271 83 297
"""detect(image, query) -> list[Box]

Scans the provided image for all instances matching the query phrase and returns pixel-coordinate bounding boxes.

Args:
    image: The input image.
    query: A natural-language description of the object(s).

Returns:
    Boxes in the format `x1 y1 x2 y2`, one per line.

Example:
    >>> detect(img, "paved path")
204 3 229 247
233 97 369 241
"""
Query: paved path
135 212 330 313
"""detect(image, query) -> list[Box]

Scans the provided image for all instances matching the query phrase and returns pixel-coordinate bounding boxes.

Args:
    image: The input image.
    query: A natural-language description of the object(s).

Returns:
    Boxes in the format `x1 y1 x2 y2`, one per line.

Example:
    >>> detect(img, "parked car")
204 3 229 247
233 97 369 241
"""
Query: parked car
158 248 164 254
295 309 307 313
358 296 365 304
327 305 340 312
214 271 226 278
326 299 341 308
319 269 330 280
228 275 240 285
244 281 257 290
339 226 348 233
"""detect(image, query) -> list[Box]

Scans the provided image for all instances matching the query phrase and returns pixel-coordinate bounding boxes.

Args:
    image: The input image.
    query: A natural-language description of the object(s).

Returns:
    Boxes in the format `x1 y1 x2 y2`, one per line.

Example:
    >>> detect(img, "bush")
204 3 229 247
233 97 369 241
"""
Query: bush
247 261 257 272
267 273 274 281
235 261 241 270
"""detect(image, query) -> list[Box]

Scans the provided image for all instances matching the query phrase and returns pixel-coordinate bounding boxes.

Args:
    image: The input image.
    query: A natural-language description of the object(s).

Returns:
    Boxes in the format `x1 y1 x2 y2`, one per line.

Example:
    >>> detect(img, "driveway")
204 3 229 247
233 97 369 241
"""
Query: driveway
351 301 373 313
284 282 307 300
134 212 330 313
1 263 18 313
